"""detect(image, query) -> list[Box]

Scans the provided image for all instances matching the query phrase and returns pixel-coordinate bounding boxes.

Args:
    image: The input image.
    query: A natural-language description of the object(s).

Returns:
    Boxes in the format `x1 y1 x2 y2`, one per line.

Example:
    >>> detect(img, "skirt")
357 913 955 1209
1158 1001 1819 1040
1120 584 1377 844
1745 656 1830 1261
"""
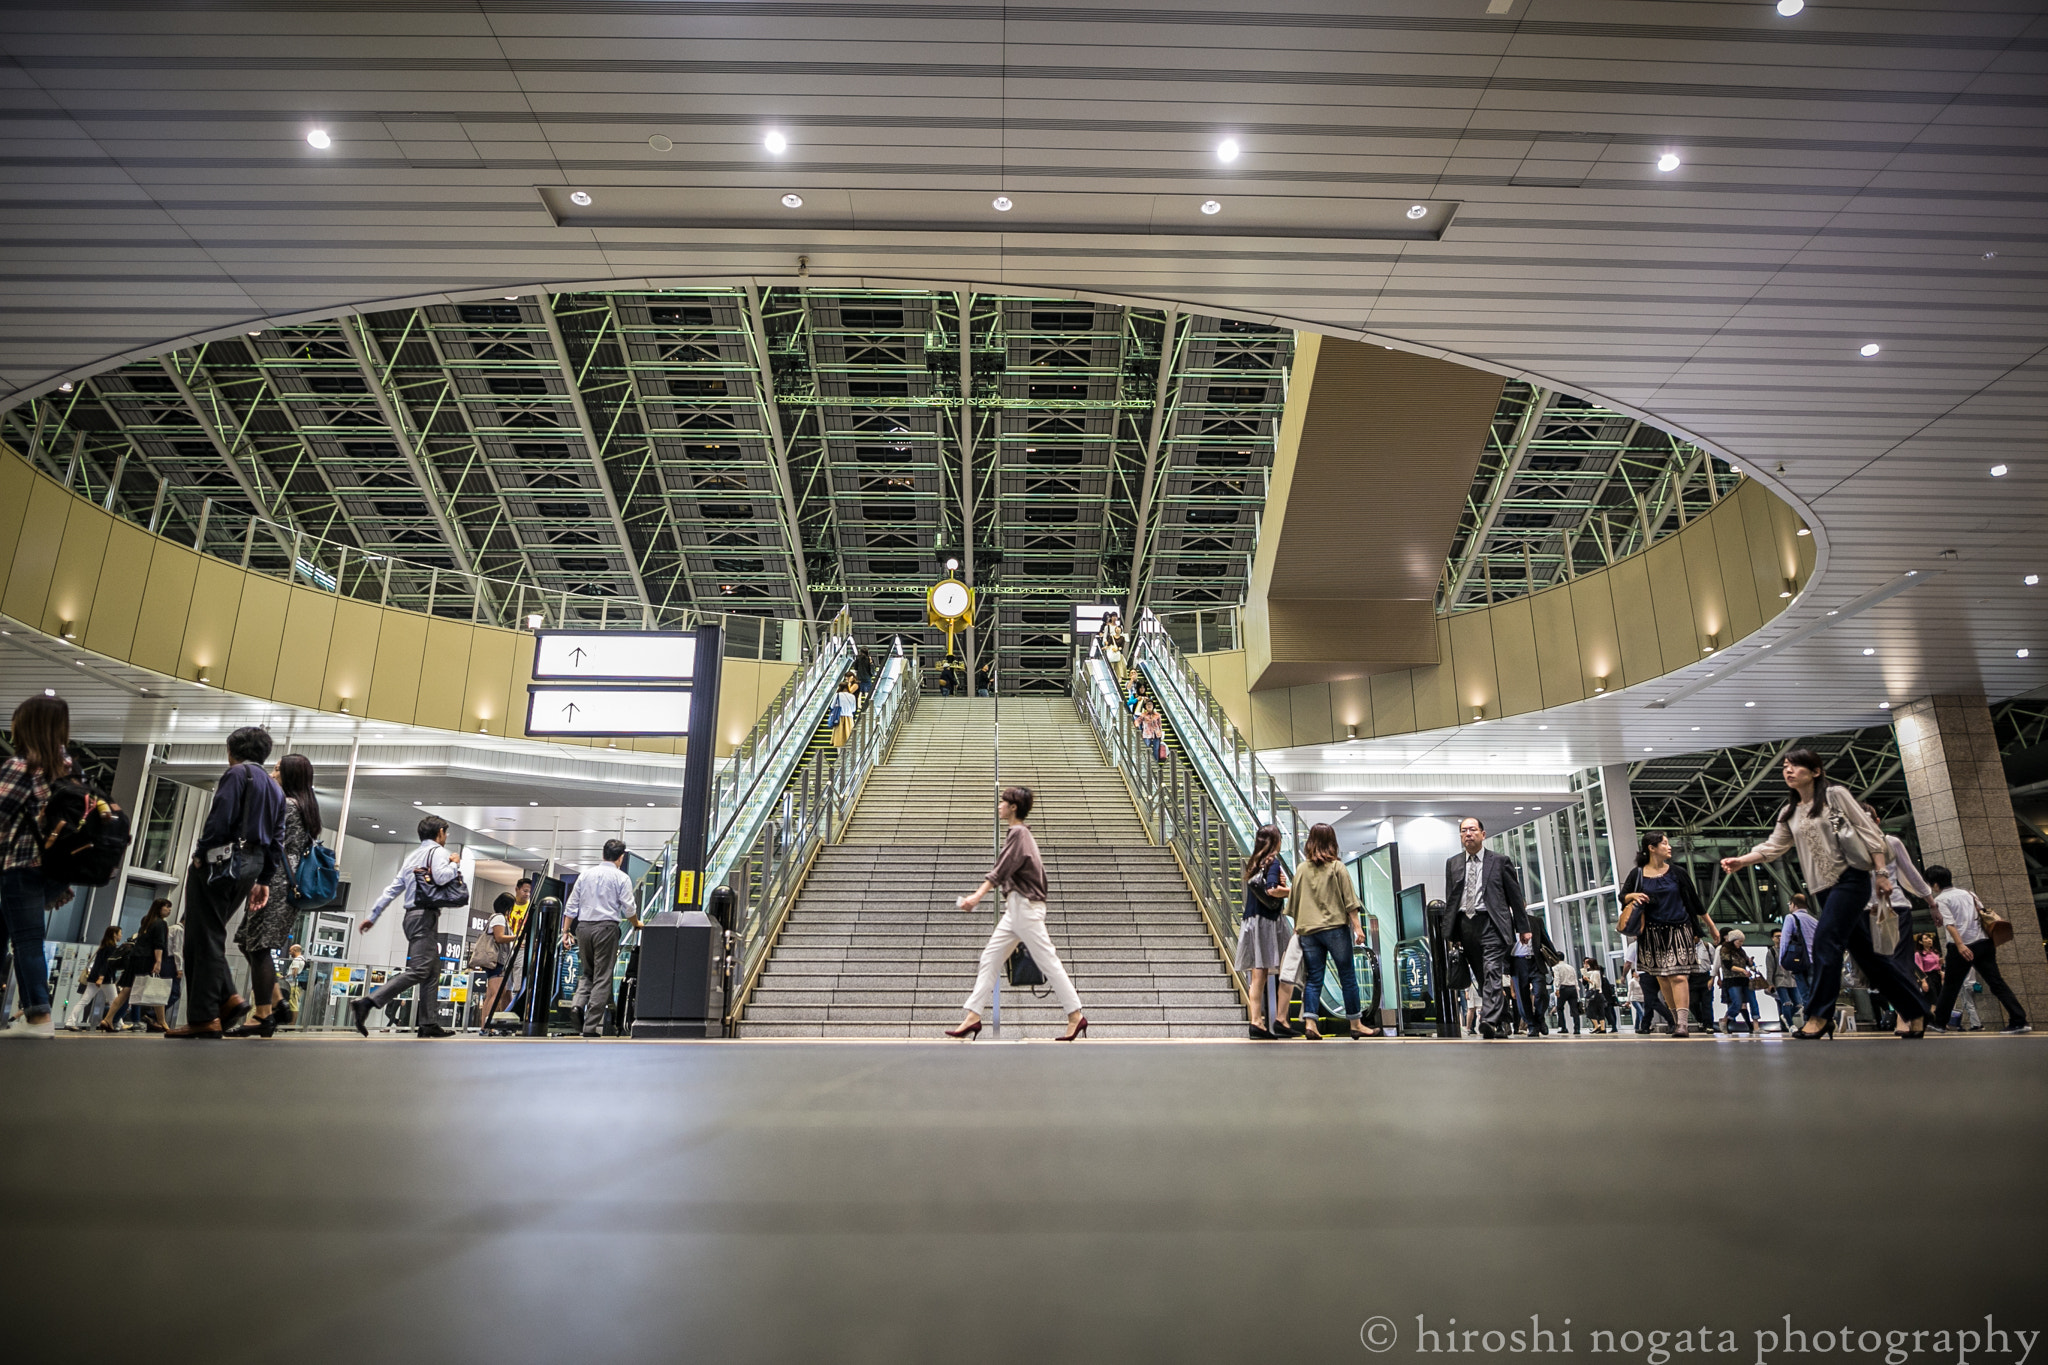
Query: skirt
1637 920 1698 979
1235 913 1292 971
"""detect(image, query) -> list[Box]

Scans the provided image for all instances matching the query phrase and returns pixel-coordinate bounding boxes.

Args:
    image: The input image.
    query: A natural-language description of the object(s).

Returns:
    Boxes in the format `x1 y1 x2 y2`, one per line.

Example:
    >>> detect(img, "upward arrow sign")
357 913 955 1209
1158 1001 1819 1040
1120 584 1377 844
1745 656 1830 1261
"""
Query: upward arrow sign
561 701 581 721
568 646 588 666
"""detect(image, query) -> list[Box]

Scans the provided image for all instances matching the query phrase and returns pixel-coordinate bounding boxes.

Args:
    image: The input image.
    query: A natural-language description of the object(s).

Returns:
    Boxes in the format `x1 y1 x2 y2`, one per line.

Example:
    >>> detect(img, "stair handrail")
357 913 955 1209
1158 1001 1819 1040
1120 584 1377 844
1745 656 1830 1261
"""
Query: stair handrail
1129 609 1308 866
725 644 922 1029
704 609 856 881
1072 647 1249 1011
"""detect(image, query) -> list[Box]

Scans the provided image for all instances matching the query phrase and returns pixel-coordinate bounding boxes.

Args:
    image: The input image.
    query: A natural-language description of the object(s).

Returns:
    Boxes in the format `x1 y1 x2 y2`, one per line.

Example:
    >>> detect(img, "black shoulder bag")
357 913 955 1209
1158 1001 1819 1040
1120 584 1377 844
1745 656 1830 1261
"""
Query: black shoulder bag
203 764 256 897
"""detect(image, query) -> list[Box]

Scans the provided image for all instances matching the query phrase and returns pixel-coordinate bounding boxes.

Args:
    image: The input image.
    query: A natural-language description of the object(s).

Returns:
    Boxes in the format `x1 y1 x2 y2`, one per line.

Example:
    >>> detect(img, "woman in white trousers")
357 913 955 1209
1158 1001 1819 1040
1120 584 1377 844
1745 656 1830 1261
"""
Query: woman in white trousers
948 786 1087 1041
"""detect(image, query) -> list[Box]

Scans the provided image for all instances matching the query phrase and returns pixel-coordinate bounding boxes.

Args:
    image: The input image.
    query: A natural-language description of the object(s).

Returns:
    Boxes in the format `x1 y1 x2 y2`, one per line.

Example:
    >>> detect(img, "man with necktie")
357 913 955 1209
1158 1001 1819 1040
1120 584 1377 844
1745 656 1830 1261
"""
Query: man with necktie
1444 817 1531 1040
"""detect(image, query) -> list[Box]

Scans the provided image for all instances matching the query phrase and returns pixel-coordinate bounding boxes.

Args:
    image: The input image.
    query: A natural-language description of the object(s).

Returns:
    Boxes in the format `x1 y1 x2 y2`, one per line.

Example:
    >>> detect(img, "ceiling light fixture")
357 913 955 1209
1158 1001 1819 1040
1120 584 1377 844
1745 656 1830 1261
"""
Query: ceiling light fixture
781 194 803 208
1200 199 1221 215
43 688 54 697
306 130 331 149
1656 153 1681 172
992 196 1013 212
2027 575 2040 586
763 130 787 154
1859 343 1881 357
1216 138 1240 162
648 134 673 152
2020 649 2033 659
1406 204 1428 219
1796 527 1811 537
1991 464 2009 477
529 801 539 806
569 190 593 206
1538 725 1548 730
1776 0 1803 13
1744 701 1756 707
1692 726 1701 731
58 381 73 392
1862 647 1876 656
1878 702 1891 710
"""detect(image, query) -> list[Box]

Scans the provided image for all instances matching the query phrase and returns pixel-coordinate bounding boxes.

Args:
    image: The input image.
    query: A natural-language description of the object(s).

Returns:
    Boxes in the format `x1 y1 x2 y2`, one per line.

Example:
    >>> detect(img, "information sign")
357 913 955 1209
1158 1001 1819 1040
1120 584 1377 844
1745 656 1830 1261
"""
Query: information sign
532 630 697 682
524 685 692 737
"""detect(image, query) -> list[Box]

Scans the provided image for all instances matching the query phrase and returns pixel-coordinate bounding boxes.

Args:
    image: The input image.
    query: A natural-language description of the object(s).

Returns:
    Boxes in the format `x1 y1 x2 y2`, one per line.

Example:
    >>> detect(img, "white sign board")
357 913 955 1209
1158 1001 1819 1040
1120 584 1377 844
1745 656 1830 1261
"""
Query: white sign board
1072 603 1119 636
525 686 692 737
533 631 697 681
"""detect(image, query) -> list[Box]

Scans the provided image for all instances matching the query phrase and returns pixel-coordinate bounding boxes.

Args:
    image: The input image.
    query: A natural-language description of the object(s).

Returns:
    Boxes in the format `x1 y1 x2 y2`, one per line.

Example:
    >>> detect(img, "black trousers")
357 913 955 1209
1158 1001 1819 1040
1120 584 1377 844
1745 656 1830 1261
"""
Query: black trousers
182 861 257 1027
1934 940 2028 1028
1806 869 1926 1023
1554 984 1581 1033
1511 955 1546 1034
1455 913 1513 1036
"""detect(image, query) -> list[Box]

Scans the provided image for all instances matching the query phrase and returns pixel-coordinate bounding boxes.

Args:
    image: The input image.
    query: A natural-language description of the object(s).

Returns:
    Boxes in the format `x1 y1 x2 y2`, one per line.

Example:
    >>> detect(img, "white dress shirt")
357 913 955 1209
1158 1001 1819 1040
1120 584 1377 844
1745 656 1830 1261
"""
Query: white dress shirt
367 840 458 924
1458 853 1484 914
564 860 638 925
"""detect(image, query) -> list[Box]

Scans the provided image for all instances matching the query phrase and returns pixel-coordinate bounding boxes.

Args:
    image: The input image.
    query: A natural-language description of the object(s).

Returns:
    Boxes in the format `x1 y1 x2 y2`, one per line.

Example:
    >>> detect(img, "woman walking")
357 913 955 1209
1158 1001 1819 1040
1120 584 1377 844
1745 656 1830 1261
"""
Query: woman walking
1579 958 1609 1032
1236 824 1292 1038
229 754 320 1038
1719 747 1929 1040
1618 832 1720 1038
1717 930 1761 1036
1289 823 1371 1041
64 926 124 1031
100 898 172 1031
1138 699 1166 763
949 786 1087 1041
0 694 70 1039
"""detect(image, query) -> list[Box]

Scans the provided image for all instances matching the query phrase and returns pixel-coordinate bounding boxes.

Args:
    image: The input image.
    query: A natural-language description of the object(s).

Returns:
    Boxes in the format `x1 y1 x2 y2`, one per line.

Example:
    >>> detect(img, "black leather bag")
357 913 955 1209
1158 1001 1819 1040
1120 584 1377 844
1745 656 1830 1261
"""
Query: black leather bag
203 764 257 897
1006 943 1045 988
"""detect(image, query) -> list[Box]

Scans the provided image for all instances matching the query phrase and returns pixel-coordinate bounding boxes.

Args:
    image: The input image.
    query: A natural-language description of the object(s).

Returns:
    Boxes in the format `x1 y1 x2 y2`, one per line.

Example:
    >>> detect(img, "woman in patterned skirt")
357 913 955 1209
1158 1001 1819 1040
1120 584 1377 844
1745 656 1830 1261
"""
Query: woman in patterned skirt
229 753 320 1038
1619 831 1719 1038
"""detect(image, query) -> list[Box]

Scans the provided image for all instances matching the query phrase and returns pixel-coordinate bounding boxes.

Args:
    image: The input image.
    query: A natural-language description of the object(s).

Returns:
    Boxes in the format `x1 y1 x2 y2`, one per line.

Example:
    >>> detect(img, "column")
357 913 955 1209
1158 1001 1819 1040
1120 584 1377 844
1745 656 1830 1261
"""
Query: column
1894 695 2045 1025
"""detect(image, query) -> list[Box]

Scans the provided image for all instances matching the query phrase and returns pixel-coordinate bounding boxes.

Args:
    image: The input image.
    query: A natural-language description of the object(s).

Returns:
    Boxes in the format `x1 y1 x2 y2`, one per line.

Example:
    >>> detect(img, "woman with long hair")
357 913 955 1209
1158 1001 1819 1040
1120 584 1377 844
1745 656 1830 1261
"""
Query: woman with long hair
0 694 70 1038
64 925 123 1031
1619 831 1719 1037
1717 930 1761 1036
1289 823 1371 1040
100 898 173 1032
948 786 1088 1041
1720 746 1929 1039
1236 823 1292 1038
230 753 322 1037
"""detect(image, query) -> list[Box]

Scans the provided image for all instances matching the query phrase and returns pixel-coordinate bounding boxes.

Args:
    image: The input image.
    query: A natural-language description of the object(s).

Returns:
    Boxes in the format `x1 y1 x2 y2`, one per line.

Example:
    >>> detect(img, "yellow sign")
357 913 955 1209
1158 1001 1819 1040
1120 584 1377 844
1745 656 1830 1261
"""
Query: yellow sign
675 870 697 906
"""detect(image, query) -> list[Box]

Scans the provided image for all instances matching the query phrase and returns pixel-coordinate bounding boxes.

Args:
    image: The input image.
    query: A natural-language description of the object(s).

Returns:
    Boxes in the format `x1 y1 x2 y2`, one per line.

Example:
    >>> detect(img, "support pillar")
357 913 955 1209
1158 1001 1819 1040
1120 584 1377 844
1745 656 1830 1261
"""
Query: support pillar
1894 695 2046 1024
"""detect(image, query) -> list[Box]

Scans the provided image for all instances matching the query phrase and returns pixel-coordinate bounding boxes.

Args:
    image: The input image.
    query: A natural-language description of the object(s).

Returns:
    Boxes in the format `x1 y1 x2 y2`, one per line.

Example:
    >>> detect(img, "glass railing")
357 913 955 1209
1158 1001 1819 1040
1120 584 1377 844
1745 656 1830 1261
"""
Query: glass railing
1072 649 1248 1014
726 647 920 1029
705 611 857 890
1129 609 1307 866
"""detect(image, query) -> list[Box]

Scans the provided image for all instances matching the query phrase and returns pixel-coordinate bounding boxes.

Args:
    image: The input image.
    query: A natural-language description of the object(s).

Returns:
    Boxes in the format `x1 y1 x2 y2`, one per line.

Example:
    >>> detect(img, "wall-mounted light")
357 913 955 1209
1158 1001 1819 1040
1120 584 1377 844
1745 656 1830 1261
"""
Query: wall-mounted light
337 698 351 714
1471 707 1486 724
1593 677 1607 694
1346 724 1358 740
1779 578 1796 599
59 621 76 640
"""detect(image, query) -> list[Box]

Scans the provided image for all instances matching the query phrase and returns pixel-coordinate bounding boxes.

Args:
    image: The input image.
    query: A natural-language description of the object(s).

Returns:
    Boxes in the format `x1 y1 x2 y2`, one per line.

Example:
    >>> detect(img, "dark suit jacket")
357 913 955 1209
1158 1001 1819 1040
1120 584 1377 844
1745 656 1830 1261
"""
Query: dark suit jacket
1443 849 1530 941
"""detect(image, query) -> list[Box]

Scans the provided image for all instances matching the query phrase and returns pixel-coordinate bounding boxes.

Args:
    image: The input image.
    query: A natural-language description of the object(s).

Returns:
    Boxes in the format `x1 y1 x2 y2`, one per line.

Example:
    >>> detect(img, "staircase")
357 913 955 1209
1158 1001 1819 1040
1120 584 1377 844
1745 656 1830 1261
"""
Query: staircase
742 696 1247 1038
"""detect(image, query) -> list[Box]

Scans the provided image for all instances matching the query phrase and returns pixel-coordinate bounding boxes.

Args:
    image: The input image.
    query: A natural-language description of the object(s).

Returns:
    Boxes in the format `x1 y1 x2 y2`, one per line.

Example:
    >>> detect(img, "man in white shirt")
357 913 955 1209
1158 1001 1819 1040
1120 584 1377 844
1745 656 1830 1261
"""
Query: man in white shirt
1924 864 2031 1034
351 816 463 1039
561 839 643 1038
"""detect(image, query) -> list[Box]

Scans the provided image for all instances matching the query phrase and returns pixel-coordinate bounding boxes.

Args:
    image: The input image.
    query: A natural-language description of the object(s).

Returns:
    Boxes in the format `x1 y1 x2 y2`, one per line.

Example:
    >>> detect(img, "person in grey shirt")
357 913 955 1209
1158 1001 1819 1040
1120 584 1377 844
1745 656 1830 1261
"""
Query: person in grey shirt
352 815 462 1039
562 839 642 1038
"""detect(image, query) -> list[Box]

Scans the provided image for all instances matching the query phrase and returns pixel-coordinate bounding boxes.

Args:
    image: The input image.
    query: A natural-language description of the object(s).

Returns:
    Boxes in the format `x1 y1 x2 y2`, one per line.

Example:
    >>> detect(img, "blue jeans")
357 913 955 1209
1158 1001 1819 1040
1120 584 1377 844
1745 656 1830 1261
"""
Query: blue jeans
1805 868 1927 1024
1 866 53 1018
1297 926 1361 1021
1773 986 1802 1026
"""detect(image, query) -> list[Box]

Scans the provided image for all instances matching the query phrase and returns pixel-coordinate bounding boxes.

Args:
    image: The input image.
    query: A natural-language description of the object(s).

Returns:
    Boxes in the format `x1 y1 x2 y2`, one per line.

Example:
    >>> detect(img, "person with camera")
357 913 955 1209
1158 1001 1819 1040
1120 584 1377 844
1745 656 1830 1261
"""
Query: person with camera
351 814 463 1039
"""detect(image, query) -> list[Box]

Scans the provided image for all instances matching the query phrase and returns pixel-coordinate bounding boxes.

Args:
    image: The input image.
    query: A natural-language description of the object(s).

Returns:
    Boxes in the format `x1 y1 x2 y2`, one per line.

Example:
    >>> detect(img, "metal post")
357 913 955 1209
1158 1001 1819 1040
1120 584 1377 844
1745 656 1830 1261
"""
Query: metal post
195 498 212 552
333 736 362 870
146 476 166 534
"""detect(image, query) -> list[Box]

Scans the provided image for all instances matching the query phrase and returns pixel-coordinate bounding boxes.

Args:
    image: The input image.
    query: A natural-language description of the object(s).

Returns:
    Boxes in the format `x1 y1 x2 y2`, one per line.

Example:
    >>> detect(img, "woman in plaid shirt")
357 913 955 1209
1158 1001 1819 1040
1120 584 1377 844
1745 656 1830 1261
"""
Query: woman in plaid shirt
1 694 69 1038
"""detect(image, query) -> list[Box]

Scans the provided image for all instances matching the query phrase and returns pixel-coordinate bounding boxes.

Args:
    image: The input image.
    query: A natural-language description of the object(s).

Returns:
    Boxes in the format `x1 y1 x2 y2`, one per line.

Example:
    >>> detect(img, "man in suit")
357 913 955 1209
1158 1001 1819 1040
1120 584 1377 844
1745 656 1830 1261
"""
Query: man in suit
1512 914 1561 1036
1444 816 1530 1040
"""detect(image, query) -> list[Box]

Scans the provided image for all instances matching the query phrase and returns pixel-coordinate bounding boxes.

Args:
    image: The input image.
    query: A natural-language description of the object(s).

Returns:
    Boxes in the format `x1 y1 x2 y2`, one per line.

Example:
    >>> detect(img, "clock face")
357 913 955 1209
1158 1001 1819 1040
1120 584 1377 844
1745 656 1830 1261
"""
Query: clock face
931 581 970 618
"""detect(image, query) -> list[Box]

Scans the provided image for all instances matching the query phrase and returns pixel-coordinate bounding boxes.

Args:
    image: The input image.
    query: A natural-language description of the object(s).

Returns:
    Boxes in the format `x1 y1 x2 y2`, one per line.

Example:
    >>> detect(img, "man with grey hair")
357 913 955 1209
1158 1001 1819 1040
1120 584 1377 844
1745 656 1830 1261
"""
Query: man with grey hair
1443 816 1530 1040
562 839 643 1038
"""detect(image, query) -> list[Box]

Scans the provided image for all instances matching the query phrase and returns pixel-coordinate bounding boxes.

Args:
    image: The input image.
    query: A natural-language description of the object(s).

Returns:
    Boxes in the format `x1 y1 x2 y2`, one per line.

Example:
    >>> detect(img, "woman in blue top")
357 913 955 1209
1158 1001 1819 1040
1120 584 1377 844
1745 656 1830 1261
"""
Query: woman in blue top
1619 831 1720 1038
1235 824 1292 1039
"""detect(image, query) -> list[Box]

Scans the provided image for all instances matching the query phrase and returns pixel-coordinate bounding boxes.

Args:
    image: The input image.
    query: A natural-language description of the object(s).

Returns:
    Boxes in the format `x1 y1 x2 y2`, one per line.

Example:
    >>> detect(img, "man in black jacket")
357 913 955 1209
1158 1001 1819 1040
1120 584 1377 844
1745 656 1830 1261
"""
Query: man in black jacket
172 726 285 1039
1443 816 1530 1040
1512 916 1561 1036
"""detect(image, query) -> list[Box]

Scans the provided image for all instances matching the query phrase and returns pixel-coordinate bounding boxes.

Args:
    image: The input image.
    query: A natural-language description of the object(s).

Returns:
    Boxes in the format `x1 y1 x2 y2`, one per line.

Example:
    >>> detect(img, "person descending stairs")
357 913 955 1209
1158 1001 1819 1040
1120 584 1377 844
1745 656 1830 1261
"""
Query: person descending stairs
741 696 1246 1037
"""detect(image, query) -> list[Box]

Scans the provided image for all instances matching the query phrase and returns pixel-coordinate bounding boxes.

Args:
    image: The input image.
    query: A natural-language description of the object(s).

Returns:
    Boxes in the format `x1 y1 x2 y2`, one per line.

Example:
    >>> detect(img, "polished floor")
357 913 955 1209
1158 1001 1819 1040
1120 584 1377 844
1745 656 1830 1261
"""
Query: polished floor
5 1034 2044 1364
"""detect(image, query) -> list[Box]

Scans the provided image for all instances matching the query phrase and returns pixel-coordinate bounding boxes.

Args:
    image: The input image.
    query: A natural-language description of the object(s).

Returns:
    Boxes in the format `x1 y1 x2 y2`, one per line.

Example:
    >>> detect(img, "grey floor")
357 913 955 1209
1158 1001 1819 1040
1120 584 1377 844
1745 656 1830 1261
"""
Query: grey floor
5 1034 2044 1364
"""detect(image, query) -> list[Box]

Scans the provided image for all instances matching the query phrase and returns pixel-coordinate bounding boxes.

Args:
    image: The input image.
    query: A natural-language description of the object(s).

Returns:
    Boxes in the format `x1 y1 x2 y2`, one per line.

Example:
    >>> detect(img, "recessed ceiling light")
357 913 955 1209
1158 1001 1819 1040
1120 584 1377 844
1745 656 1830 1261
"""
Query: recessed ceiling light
2021 649 2033 659
1862 647 1876 656
1991 464 2009 477
1776 0 1803 13
992 196 1013 212
306 130 331 149
1200 199 1221 215
1859 343 1881 357
1727 466 1741 474
1643 747 1654 752
569 190 592 206
1796 527 1810 537
2027 575 2040 586
1656 153 1681 172
1744 701 1756 707
781 194 803 208
57 381 72 392
1983 251 1997 260
43 688 54 697
1406 204 1428 219
648 134 673 152
1216 138 1240 162
1826 609 1839 616
764 130 787 154
1537 724 1548 730
1878 702 1891 710
529 801 539 806
502 295 519 301
646 802 655 807
1691 726 1701 731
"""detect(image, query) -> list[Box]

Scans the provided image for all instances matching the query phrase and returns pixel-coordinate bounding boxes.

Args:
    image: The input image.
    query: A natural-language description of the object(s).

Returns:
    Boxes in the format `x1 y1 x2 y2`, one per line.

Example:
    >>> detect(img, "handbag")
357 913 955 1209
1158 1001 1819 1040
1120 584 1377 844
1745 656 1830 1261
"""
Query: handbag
1972 893 2015 947
1825 790 1875 873
467 927 500 971
131 974 171 1008
1005 943 1046 988
1870 903 1900 956
204 764 257 896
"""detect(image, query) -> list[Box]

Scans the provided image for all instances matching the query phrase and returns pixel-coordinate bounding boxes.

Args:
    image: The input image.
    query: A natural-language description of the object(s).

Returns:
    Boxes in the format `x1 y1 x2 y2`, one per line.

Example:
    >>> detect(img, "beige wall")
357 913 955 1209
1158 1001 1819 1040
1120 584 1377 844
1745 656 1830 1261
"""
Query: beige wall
0 447 791 757
1188 479 1814 750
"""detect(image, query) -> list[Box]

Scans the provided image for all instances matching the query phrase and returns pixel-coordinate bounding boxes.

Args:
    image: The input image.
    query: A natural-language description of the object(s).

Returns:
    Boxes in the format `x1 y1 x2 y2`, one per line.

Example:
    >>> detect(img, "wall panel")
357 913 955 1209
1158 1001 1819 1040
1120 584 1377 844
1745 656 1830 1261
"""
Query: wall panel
367 607 429 724
1488 597 1542 718
0 455 34 603
223 574 291 698
3 479 71 624
178 557 245 686
1643 539 1696 677
413 619 473 732
322 598 383 715
1528 585 1583 708
1606 556 1661 687
271 592 337 709
44 500 112 639
129 541 200 676
82 519 154 659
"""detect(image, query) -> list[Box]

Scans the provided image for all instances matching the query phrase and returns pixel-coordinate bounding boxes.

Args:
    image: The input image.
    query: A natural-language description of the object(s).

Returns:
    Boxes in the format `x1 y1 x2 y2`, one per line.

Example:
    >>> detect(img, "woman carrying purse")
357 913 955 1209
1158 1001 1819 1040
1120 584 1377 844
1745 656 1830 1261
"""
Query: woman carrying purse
1235 824 1292 1039
1618 831 1718 1038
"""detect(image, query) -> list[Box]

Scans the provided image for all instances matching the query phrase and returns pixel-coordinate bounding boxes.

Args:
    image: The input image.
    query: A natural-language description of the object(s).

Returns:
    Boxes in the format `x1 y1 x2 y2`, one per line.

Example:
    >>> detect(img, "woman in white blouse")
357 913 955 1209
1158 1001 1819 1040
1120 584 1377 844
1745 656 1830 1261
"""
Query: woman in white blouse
1720 747 1931 1040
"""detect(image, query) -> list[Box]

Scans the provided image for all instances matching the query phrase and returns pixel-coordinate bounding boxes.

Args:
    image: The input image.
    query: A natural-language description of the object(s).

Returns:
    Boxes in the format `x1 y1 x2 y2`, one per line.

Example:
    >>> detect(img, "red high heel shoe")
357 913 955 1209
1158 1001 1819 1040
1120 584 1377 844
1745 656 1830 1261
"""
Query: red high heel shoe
1056 1017 1089 1042
944 1020 982 1039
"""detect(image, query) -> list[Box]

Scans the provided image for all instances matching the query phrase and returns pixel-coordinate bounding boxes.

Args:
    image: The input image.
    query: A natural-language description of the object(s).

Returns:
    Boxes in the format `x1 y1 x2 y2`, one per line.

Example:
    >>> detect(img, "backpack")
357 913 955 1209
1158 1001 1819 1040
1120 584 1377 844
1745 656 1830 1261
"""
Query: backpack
412 859 469 910
40 773 131 888
294 840 340 907
1781 916 1812 973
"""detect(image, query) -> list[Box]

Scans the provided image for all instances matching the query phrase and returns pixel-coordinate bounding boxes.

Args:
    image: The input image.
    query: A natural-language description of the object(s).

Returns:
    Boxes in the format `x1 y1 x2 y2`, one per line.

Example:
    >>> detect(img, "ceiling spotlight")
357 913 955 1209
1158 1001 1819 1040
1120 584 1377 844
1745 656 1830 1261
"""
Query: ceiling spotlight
2027 575 2040 586
57 381 73 392
1643 747 1654 753
526 613 544 628
781 193 803 209
1691 726 1701 731
992 196 1013 212
648 134 674 152
43 688 55 697
1983 251 1998 260
1656 152 1681 172
1744 701 1756 707
306 129 331 149
764 130 788 154
1216 138 1240 162
1859 343 1881 357
2021 649 2033 659
1200 200 1222 215
569 190 593 206
529 801 539 806
1776 0 1803 12
1990 464 2009 477
1406 204 1428 220
1862 647 1876 656
1796 527 1810 537
1878 702 1891 710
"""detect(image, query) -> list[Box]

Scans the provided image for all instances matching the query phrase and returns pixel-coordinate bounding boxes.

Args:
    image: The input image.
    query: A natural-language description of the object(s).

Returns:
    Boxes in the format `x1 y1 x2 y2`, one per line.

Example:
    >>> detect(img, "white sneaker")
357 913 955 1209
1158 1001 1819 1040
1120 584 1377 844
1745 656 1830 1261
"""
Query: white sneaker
2004 1023 2033 1035
2 1015 56 1038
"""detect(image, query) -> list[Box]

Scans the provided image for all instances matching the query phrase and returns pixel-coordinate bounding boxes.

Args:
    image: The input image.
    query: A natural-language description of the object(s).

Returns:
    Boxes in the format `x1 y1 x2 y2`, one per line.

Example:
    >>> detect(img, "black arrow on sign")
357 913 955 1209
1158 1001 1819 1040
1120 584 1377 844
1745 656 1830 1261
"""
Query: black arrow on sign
561 701 581 721
568 646 588 666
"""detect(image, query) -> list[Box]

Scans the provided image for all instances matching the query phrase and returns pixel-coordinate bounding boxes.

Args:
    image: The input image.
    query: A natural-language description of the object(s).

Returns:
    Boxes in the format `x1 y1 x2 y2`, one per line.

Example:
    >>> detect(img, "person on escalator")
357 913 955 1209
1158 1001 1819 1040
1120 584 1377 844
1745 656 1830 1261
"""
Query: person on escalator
1138 701 1165 762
